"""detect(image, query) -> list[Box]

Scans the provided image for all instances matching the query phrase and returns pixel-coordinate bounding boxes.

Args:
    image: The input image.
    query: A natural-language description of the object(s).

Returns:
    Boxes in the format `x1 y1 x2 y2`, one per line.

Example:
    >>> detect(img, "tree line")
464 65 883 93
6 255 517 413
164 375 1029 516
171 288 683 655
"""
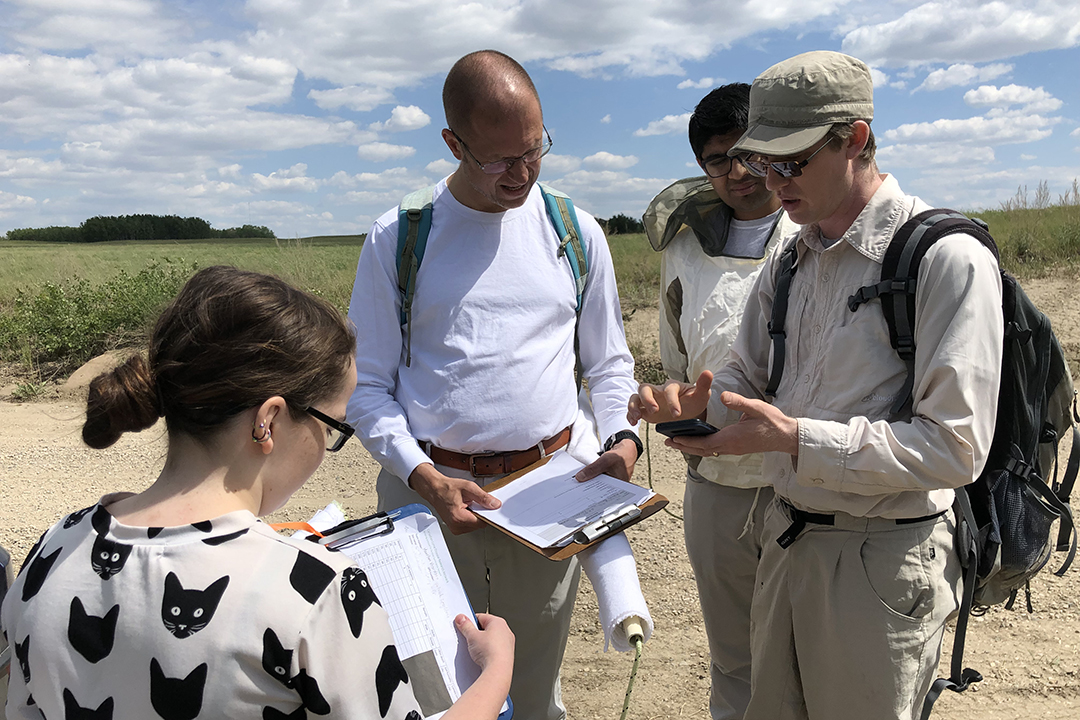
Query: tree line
6 215 275 243
596 213 644 235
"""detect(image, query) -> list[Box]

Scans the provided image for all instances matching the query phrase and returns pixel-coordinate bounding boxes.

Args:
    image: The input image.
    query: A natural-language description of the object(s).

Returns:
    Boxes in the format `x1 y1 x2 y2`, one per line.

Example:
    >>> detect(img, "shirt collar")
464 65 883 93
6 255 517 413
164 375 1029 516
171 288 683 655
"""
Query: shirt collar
799 174 915 263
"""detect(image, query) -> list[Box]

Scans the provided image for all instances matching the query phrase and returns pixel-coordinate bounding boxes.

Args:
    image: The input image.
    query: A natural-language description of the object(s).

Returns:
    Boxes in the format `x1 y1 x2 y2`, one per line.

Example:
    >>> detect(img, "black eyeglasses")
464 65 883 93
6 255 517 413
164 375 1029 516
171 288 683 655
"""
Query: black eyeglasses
450 126 553 175
741 137 835 179
700 154 750 179
304 406 355 452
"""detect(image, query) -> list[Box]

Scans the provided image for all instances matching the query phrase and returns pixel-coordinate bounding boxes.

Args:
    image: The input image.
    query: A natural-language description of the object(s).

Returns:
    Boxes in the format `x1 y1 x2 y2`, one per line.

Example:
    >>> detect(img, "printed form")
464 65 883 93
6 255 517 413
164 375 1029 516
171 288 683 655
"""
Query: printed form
325 509 502 719
472 450 654 548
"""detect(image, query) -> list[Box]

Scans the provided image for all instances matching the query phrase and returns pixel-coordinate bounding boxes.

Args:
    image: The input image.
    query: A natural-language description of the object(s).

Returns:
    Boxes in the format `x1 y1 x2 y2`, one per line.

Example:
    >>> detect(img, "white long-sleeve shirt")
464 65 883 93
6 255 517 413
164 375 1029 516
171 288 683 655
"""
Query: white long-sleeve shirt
347 179 638 483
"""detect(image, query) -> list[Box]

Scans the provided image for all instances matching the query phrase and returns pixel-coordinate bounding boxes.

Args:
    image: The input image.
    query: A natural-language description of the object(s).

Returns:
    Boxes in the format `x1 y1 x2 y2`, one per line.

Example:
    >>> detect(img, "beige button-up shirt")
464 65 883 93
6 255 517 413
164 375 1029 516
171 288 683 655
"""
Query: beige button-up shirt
709 174 1003 518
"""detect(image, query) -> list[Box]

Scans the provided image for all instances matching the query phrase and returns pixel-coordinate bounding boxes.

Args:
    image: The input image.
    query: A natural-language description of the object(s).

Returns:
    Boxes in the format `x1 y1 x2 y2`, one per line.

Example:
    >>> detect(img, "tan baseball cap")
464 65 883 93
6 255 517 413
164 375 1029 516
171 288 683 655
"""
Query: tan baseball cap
729 51 874 157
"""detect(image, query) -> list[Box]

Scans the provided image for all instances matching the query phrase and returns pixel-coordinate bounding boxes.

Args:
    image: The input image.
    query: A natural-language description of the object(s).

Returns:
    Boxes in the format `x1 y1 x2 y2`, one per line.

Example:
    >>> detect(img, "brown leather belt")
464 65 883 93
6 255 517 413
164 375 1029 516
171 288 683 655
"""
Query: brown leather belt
424 426 572 477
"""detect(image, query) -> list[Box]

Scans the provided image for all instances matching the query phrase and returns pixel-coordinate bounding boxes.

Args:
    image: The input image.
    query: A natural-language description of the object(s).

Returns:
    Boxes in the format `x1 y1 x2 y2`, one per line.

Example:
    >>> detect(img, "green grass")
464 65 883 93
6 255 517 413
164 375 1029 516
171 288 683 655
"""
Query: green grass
0 235 366 309
607 233 660 312
2 199 1078 380
967 204 1080 277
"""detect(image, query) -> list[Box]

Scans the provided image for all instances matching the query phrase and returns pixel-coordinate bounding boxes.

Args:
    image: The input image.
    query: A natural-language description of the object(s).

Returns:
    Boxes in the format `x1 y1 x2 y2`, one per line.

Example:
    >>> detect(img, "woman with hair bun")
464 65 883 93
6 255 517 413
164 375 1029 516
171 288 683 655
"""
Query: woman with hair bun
1 266 513 720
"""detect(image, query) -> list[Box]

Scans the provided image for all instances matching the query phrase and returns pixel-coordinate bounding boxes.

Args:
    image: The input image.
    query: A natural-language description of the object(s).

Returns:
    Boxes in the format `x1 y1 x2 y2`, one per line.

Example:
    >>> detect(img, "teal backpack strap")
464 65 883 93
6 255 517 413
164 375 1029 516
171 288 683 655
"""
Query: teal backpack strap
539 182 588 311
396 186 435 367
539 183 589 389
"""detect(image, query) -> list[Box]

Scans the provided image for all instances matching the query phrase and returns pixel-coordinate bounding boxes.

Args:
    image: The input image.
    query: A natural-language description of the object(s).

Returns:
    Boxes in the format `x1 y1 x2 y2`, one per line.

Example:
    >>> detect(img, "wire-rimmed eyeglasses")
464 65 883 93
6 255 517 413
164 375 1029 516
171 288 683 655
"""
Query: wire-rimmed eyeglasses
450 126 553 175
304 406 355 452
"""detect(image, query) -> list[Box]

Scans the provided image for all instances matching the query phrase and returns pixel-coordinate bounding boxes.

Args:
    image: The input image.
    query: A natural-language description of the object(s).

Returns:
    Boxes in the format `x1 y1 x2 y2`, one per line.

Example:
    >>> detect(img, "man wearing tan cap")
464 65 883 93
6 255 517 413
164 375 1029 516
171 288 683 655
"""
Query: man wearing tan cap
628 50 1003 719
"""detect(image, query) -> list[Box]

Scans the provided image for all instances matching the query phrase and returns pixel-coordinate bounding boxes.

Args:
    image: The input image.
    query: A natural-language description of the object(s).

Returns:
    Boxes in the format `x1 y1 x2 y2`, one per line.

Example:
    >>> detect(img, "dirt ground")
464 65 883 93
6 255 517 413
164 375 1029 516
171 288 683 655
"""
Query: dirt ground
2 274 1079 719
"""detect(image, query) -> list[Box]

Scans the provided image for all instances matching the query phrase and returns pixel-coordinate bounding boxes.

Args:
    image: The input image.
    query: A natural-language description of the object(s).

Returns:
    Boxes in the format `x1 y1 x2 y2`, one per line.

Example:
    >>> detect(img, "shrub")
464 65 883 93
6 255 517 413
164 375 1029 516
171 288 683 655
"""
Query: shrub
0 260 198 373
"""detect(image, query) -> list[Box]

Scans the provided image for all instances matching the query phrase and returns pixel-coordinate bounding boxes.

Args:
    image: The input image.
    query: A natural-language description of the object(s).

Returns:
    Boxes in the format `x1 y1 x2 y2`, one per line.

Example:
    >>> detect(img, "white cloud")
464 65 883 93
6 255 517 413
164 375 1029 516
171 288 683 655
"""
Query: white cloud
541 154 582 174
1020 154 1037 160
844 3 1080 66
251 163 319 192
600 114 611 124
218 164 243 179
634 113 691 137
369 105 432 133
357 142 416 162
0 190 37 215
677 77 717 90
884 114 1059 145
876 143 996 168
917 63 1013 92
7 0 184 56
309 85 396 112
425 158 457 175
964 84 1062 114
1072 128 1080 137
583 152 638 170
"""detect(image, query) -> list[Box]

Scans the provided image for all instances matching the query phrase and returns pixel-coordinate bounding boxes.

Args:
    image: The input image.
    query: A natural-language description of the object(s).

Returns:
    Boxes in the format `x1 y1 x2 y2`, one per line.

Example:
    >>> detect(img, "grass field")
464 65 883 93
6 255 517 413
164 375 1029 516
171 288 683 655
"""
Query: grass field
2 195 1078 381
0 235 367 309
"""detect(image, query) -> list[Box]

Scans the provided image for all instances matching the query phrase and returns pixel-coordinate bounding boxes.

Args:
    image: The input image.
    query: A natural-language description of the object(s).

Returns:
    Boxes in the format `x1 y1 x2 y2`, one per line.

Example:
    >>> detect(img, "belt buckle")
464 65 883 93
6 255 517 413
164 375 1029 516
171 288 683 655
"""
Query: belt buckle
469 451 503 478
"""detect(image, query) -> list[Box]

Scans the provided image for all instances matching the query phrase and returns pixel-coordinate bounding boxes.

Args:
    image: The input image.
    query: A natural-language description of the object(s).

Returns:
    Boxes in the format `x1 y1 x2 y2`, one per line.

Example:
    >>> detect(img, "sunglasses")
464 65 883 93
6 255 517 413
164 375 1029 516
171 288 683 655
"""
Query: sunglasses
741 137 835 179
304 406 355 452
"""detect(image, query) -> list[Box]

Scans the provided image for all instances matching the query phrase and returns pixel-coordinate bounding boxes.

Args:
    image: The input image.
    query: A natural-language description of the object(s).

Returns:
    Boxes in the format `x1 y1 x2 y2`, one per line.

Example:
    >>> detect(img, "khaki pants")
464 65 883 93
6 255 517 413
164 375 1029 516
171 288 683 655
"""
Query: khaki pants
745 497 960 720
683 471 772 720
377 467 580 720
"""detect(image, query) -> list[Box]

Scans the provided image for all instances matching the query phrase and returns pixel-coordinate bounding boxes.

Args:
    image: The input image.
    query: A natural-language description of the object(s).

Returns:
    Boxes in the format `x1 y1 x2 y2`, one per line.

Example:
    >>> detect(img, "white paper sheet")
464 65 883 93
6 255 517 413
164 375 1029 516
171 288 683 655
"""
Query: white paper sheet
318 506 507 719
471 450 654 548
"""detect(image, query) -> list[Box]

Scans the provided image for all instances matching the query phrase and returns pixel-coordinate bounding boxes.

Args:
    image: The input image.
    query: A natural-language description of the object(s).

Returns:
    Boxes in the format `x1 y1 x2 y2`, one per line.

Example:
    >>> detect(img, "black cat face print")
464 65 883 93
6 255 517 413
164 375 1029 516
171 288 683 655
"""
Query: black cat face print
21 545 62 602
289 551 336 605
292 669 330 716
63 506 94 529
150 658 207 720
90 536 132 581
160 573 229 639
68 598 119 664
375 645 411 718
261 628 294 687
63 689 113 720
340 567 381 639
15 634 31 683
262 706 306 720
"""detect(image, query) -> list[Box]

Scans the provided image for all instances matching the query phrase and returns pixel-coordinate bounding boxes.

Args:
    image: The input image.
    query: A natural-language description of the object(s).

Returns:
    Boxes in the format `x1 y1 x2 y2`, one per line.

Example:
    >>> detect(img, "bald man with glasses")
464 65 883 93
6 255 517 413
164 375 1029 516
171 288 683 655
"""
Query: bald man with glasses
630 52 1003 720
348 50 640 720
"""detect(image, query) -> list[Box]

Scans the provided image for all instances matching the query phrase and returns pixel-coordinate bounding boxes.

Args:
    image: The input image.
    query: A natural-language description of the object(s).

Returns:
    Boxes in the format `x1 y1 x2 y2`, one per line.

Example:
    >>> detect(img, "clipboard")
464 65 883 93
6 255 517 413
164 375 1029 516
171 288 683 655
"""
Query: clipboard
318 504 513 720
472 454 668 561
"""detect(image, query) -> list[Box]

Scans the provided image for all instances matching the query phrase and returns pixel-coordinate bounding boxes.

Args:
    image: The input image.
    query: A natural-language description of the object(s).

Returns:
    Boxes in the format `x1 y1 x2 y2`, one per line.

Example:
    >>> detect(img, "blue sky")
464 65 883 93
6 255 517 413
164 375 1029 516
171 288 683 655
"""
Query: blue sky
1 0 1078 238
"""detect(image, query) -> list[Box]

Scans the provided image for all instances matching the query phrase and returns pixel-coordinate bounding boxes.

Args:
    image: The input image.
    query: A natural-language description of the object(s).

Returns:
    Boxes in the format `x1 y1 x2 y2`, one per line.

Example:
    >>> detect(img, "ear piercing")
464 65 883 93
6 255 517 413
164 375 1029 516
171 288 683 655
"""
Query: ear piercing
252 421 271 444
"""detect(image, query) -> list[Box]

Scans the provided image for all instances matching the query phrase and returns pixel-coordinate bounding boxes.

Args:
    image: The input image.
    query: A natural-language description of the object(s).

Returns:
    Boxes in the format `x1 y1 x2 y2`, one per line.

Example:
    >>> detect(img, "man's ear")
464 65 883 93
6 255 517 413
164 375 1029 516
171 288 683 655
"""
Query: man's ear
845 121 871 160
442 128 465 161
251 397 286 454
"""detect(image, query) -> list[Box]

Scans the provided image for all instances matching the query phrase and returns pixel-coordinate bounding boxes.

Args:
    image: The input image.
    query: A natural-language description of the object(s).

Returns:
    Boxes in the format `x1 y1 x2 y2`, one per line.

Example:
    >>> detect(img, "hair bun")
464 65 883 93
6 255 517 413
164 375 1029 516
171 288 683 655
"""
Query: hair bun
82 354 162 449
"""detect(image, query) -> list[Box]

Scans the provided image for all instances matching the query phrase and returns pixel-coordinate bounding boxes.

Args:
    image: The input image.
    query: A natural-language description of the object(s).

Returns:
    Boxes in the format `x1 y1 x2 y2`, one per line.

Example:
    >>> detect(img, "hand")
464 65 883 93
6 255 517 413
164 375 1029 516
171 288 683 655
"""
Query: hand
575 439 638 482
454 613 515 674
627 370 712 425
665 391 799 457
408 463 501 535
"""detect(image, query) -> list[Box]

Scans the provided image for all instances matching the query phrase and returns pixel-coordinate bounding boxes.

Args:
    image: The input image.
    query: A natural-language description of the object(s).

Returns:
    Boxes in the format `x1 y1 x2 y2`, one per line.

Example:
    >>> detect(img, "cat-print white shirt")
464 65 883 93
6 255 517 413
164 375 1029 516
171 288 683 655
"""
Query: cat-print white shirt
1 496 423 720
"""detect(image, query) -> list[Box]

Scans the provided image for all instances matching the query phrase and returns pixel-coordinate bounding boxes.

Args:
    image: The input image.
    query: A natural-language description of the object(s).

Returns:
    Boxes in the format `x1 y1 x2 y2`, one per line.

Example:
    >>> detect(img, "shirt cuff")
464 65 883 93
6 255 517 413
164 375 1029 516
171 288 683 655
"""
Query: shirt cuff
389 440 434 487
795 417 849 492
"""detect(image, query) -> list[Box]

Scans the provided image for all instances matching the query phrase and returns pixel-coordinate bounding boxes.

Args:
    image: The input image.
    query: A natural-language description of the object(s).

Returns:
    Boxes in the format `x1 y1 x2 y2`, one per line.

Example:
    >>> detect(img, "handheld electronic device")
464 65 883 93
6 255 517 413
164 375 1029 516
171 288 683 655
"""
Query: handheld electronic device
654 419 719 437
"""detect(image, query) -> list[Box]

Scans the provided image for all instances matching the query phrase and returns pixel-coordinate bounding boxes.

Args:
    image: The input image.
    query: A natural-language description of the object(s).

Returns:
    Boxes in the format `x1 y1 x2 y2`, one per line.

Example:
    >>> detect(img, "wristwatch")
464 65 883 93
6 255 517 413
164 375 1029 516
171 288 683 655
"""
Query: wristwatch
602 430 643 460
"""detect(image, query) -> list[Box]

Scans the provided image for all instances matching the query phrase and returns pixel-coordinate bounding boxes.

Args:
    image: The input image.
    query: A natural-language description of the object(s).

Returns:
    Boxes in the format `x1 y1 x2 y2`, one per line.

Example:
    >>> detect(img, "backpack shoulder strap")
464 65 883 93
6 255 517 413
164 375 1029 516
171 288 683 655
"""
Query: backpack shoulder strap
847 209 998 418
396 186 435 367
539 182 588 313
765 238 800 399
